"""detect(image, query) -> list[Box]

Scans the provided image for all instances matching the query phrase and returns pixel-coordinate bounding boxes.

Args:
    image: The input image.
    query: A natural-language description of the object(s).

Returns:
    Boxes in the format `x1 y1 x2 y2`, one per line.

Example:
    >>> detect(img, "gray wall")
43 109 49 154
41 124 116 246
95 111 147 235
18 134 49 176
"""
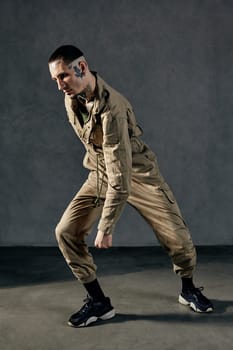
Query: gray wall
1 0 232 246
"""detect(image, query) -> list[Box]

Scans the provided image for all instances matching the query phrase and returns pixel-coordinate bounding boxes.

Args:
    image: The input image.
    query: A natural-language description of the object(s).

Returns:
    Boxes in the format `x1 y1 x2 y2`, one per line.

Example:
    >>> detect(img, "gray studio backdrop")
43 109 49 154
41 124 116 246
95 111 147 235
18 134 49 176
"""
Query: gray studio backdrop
0 0 232 246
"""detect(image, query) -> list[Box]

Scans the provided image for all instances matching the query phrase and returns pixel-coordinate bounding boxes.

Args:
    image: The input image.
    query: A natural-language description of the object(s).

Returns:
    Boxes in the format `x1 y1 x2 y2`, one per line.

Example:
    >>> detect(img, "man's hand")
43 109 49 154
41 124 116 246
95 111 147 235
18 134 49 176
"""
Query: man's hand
95 230 112 249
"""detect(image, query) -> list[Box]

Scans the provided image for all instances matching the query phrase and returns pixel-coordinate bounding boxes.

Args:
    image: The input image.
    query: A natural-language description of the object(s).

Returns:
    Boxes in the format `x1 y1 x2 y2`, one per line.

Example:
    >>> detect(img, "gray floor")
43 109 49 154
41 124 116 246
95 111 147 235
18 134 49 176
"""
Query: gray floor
0 246 232 350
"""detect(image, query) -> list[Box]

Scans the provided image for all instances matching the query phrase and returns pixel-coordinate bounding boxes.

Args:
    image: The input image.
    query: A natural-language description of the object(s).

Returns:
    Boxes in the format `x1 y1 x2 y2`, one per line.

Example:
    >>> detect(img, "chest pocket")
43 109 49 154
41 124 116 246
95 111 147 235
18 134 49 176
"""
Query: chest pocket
89 123 103 147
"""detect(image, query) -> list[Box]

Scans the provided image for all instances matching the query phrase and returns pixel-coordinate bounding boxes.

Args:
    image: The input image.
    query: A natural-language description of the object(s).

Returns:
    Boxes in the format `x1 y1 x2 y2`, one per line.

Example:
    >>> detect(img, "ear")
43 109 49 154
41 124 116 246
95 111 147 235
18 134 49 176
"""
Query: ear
79 60 87 75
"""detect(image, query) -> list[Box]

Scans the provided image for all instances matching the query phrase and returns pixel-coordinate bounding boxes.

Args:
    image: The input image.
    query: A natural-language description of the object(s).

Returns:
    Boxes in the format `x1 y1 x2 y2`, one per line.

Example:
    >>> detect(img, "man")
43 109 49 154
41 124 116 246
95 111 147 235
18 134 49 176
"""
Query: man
48 45 213 327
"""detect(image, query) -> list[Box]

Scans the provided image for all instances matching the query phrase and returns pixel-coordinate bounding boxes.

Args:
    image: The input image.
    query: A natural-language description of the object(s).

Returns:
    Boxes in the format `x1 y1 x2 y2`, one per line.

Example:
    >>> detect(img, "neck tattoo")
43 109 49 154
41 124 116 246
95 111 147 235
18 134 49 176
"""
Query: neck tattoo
78 83 94 102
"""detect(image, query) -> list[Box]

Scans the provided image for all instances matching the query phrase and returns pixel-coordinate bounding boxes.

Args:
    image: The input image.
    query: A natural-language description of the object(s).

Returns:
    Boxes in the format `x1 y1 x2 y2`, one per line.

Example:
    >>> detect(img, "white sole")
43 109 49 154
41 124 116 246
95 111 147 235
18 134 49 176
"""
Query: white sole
68 308 116 327
178 295 213 313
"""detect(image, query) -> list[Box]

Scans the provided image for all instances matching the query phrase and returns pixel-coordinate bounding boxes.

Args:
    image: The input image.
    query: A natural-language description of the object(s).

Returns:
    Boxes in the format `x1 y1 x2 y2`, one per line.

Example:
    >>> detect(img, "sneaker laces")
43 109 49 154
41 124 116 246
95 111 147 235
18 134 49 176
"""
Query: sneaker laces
79 296 94 314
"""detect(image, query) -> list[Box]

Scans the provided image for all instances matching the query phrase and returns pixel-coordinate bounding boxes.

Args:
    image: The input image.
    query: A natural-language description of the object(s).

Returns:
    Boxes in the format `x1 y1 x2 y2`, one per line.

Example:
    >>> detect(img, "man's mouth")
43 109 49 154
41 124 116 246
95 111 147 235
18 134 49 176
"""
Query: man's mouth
64 89 72 95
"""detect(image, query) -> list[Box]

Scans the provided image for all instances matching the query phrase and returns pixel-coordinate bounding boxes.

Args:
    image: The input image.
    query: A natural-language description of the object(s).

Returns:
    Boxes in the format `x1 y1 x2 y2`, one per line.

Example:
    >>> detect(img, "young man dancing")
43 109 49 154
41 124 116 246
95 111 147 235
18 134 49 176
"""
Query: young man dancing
48 45 213 327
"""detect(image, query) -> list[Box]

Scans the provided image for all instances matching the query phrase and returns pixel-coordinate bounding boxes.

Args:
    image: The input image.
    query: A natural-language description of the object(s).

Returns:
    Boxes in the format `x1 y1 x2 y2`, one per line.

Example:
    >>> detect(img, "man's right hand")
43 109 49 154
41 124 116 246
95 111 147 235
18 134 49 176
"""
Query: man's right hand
94 230 112 249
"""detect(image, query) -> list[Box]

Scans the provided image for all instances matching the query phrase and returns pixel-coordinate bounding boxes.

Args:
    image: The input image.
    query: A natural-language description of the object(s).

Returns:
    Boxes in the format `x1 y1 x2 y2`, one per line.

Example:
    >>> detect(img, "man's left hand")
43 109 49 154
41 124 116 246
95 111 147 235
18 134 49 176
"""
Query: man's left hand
95 230 112 248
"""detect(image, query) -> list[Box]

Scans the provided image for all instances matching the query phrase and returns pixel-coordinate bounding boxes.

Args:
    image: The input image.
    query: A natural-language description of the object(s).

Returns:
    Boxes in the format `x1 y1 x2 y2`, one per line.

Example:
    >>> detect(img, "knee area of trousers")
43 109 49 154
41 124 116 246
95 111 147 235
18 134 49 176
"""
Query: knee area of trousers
55 223 71 243
55 223 83 244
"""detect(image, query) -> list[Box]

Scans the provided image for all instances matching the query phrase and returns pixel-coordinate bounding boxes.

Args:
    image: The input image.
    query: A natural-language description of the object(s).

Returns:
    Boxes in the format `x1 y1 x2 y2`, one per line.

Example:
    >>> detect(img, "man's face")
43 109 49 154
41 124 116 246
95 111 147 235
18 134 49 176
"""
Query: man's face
49 59 85 98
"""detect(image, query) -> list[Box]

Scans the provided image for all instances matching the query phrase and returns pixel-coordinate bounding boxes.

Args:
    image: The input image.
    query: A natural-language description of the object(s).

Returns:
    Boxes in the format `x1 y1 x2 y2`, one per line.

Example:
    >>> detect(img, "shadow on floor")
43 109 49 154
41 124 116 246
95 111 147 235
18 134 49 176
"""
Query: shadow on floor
82 299 233 328
105 309 233 325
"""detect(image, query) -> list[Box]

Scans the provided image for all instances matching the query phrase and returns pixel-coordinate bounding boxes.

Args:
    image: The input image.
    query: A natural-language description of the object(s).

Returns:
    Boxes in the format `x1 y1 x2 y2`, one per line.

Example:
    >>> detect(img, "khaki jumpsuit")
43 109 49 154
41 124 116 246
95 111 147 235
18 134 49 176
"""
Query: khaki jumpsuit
55 74 196 283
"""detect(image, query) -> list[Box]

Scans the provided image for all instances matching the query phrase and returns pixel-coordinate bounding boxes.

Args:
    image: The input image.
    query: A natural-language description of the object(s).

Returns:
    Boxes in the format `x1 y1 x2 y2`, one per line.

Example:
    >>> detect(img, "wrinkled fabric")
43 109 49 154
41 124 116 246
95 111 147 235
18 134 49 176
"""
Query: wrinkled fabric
56 73 197 282
64 74 165 234
55 172 196 282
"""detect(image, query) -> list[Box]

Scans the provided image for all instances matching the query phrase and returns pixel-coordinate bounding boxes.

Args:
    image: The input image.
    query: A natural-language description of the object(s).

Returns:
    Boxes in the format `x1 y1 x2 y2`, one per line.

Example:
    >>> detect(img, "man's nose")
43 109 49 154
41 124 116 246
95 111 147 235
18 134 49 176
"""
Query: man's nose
57 79 65 91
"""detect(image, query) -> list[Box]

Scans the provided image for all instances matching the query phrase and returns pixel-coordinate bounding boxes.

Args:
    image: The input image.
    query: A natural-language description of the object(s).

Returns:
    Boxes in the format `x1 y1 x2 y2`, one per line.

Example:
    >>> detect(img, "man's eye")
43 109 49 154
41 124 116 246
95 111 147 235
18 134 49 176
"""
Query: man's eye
60 73 68 80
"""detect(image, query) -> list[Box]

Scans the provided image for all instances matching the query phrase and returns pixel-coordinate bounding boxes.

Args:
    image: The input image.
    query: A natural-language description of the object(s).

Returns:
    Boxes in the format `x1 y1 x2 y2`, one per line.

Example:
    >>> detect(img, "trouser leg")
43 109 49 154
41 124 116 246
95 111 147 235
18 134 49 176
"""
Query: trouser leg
55 175 104 283
128 180 197 278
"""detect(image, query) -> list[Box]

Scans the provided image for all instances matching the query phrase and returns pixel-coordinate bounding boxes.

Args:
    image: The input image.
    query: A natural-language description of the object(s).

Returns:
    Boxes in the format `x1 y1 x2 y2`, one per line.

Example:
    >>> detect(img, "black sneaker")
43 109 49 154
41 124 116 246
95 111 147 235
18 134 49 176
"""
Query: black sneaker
179 287 213 313
68 296 115 327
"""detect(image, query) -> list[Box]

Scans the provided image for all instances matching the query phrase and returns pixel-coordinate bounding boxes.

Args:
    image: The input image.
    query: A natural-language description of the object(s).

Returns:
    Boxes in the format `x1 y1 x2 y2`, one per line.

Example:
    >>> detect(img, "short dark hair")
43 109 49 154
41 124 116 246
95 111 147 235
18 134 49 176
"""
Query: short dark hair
48 45 84 64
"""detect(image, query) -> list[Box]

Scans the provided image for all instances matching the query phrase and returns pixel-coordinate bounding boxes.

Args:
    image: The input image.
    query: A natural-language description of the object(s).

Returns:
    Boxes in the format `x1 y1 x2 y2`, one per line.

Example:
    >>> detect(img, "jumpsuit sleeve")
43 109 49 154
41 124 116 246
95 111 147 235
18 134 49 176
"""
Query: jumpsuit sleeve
97 109 132 235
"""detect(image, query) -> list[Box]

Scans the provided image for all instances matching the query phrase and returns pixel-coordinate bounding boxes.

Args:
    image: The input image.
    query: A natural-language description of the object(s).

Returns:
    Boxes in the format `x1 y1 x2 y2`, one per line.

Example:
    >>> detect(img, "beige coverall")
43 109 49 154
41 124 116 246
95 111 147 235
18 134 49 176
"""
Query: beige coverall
55 74 196 283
